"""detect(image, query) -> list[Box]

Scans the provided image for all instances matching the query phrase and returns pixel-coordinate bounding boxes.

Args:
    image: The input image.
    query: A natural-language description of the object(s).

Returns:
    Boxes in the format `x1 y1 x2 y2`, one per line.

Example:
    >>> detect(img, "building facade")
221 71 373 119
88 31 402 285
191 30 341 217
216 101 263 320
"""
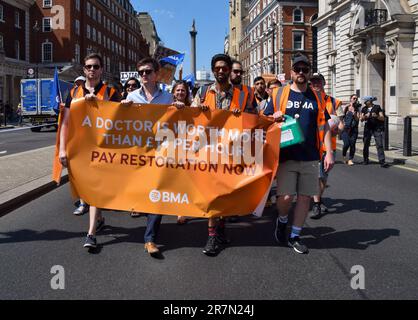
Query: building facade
137 12 160 57
0 0 42 109
239 0 318 85
30 0 150 82
313 0 418 125
228 0 251 60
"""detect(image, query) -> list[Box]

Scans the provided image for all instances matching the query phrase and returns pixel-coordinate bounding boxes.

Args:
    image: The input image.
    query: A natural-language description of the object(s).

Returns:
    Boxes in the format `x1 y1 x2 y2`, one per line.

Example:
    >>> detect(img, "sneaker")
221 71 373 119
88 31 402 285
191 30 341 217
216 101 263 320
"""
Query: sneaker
83 234 97 248
216 225 231 245
202 235 220 256
310 203 322 219
288 237 309 254
380 162 390 168
73 204 89 216
274 218 287 244
96 217 105 232
321 203 329 213
347 160 354 166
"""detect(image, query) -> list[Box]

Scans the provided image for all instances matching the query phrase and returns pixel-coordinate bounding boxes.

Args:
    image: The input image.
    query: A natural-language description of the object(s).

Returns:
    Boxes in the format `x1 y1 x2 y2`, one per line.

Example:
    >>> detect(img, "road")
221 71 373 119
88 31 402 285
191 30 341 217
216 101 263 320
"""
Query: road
0 126 57 157
0 155 417 300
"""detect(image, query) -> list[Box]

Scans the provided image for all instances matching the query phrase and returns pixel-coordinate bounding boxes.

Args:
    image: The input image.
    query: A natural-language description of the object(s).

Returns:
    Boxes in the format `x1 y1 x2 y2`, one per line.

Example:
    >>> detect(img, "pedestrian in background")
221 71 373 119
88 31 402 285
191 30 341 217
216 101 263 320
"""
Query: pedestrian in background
341 94 361 166
17 103 23 126
360 96 389 168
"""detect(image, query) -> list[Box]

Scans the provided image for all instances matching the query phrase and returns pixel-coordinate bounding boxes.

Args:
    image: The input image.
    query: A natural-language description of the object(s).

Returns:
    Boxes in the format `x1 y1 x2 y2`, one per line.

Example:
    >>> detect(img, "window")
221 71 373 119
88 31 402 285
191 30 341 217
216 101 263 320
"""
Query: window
87 2 91 16
43 18 51 32
98 31 101 45
43 0 52 8
42 42 53 62
75 43 80 63
92 28 96 42
293 8 304 23
293 31 304 50
15 40 20 59
15 11 21 28
75 19 80 35
0 5 4 22
98 11 101 24
86 25 91 39
92 6 96 20
0 34 3 50
75 0 80 11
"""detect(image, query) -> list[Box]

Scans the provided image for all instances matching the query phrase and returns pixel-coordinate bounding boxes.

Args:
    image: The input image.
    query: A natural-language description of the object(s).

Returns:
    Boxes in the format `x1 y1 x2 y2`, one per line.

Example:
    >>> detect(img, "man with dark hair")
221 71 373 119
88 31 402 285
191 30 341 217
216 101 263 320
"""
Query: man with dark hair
121 56 173 257
192 53 255 256
59 53 120 250
253 77 269 107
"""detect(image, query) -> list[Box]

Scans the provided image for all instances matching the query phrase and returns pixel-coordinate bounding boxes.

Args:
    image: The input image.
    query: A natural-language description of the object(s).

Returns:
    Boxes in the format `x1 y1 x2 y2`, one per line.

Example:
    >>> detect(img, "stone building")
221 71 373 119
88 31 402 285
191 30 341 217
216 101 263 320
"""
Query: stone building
313 0 418 125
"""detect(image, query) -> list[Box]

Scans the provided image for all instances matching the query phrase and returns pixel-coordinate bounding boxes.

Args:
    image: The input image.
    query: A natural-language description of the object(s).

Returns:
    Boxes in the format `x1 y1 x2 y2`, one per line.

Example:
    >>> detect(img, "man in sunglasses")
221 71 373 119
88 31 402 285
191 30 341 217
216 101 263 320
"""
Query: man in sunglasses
263 53 334 254
192 53 256 256
59 53 120 250
121 57 173 257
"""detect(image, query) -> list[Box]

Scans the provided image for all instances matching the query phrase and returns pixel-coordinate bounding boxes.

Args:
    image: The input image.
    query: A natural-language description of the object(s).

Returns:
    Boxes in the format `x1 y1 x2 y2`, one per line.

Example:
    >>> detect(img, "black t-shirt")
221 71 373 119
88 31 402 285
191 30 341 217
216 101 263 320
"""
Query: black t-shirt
361 104 384 130
264 88 330 162
65 81 121 108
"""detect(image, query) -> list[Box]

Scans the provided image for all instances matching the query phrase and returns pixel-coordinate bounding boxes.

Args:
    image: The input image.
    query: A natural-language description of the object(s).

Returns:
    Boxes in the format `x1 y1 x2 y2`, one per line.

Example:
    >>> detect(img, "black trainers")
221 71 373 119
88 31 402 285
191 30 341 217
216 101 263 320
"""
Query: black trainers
202 235 220 256
96 217 105 232
288 237 309 254
380 162 390 168
274 218 287 244
83 234 97 248
216 225 231 245
310 203 322 219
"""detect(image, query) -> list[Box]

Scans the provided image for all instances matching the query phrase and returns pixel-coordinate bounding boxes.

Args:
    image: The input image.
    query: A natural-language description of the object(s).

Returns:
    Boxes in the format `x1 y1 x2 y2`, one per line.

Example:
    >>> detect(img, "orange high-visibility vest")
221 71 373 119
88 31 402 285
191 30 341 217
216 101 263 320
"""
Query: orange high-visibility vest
272 84 327 159
203 85 248 111
322 93 341 151
70 83 116 100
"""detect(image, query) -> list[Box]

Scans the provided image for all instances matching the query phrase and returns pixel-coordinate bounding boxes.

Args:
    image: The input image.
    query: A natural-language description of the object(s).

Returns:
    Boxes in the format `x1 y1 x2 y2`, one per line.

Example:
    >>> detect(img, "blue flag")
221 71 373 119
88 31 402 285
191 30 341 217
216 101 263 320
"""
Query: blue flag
51 67 61 115
160 53 185 66
183 74 195 88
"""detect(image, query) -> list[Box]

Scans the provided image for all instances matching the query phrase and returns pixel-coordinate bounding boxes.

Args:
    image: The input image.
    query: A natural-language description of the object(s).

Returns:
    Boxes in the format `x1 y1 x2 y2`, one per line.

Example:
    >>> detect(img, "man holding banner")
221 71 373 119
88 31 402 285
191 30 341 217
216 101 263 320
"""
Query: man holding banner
58 53 120 249
191 53 257 256
121 57 173 256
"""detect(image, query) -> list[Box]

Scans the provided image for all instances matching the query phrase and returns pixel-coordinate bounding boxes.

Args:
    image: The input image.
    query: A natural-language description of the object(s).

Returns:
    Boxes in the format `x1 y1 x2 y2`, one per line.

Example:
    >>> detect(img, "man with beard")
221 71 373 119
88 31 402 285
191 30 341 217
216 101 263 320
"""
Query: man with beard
263 53 334 254
253 76 270 108
192 54 256 256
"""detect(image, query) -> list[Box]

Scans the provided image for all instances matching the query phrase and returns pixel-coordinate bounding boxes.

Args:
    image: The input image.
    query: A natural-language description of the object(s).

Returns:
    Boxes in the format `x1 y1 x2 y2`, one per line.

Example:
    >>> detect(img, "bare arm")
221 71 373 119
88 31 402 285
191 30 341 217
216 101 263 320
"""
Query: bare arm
58 108 70 167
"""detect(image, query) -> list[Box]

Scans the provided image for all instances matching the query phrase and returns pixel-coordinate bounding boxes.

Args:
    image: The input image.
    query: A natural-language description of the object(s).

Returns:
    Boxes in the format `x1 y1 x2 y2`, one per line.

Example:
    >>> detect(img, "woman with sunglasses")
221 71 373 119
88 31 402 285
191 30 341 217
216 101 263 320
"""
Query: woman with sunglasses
122 77 140 100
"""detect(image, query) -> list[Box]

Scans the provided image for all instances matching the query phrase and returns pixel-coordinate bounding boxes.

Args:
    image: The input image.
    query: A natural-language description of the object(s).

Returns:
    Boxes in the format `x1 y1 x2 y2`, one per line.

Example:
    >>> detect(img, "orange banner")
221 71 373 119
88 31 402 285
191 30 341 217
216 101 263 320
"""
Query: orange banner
54 99 281 218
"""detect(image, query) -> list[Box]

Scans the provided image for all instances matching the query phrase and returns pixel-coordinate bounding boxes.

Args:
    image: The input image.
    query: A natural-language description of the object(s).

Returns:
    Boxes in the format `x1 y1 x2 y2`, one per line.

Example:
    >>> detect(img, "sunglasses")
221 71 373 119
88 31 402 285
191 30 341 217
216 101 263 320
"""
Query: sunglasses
232 69 244 75
127 83 138 88
292 66 310 74
214 66 230 72
84 64 101 70
138 69 154 76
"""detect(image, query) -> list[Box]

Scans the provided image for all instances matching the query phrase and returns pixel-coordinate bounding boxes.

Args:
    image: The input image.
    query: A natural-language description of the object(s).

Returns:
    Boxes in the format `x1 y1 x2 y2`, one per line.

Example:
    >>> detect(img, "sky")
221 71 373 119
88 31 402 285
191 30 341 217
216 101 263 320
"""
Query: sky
132 0 229 77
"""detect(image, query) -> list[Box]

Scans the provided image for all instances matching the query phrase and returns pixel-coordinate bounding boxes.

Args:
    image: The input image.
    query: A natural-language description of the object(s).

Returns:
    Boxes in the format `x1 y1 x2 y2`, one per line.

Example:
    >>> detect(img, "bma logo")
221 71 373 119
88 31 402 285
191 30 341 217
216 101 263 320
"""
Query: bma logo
149 189 189 204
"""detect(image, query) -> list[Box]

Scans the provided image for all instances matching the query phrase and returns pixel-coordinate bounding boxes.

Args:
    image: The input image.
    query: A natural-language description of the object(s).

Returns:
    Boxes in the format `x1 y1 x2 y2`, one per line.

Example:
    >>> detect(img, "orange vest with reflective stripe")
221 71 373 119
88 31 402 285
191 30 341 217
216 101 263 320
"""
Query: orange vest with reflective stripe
70 84 116 100
322 93 341 151
272 84 327 158
203 86 247 111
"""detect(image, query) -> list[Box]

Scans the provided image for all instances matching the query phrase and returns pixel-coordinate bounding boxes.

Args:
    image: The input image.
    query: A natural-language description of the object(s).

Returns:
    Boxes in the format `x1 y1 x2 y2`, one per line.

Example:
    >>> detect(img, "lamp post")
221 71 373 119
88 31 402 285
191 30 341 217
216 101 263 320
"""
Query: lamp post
33 21 40 79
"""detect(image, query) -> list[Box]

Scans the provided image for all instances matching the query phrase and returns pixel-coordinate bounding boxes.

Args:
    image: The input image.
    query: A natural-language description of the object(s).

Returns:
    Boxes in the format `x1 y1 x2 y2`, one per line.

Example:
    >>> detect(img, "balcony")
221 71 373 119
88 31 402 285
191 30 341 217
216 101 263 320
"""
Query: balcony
365 9 388 27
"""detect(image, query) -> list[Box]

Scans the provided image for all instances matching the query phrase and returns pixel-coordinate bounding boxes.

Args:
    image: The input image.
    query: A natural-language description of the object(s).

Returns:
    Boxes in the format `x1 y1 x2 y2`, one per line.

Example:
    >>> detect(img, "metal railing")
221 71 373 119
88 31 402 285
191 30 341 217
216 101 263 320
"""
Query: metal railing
365 9 388 27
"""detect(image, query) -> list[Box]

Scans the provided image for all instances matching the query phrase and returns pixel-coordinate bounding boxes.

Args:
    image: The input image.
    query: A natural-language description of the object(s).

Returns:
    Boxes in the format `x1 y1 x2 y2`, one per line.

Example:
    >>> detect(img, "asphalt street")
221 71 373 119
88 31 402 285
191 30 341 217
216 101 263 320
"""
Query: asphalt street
0 155 417 300
0 127 57 157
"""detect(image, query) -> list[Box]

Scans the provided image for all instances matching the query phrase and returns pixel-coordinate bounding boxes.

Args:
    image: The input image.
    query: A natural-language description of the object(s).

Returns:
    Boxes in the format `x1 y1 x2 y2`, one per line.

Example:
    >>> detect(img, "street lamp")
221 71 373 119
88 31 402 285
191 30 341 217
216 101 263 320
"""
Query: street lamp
33 21 40 79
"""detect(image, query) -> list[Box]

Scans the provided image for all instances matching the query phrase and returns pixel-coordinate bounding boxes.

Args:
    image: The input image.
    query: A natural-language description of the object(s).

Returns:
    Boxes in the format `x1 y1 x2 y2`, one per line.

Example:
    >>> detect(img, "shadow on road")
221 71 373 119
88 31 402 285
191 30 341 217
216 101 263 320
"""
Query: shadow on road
322 197 394 215
0 208 399 253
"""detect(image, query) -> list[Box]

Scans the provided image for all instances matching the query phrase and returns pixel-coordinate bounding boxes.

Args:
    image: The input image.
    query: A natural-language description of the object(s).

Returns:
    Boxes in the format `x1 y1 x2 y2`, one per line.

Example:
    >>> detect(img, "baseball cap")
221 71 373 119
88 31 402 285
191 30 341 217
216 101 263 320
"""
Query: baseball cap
292 54 311 67
363 96 377 102
311 73 326 84
74 76 86 83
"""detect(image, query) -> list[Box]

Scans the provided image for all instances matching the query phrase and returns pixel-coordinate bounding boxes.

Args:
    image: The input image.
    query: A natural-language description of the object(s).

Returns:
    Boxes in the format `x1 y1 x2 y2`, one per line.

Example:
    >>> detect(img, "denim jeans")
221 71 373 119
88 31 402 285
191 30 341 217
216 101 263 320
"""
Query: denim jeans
341 130 358 160
144 214 163 243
